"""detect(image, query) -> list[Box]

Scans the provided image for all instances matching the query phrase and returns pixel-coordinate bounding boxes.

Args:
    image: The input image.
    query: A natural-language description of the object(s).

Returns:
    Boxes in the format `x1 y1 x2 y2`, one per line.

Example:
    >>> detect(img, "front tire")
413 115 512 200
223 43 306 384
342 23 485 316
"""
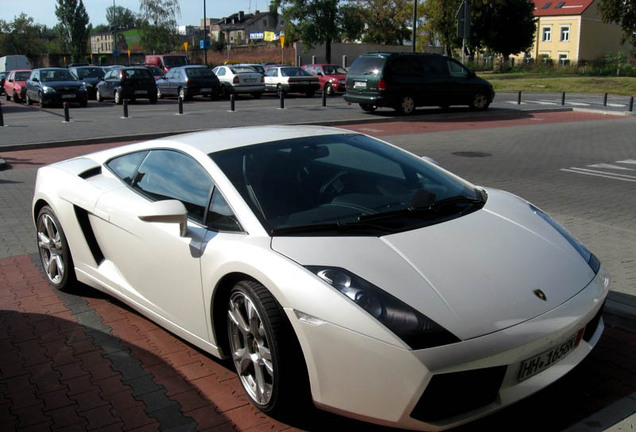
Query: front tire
36 205 76 291
469 92 490 110
26 93 33 105
96 89 103 102
114 90 122 105
324 83 333 96
227 280 308 415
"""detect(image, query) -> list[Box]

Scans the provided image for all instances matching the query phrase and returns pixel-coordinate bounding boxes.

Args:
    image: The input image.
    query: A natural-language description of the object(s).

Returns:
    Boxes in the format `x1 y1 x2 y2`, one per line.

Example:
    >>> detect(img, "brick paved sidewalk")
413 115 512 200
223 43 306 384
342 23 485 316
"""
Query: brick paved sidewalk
1 254 636 431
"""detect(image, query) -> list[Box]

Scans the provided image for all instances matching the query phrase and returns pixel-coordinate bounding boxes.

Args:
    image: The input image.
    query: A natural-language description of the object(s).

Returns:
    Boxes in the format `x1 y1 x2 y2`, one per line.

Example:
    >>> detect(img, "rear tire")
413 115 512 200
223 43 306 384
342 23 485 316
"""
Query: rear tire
36 205 77 291
396 95 415 115
114 90 122 105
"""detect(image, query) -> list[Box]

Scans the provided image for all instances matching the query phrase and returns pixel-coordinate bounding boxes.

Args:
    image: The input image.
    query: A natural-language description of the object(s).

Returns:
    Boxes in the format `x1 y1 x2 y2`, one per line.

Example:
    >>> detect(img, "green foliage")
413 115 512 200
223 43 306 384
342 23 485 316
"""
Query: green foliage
55 0 91 63
0 13 46 58
107 5 139 31
350 0 414 45
598 0 636 46
421 0 462 54
139 0 181 54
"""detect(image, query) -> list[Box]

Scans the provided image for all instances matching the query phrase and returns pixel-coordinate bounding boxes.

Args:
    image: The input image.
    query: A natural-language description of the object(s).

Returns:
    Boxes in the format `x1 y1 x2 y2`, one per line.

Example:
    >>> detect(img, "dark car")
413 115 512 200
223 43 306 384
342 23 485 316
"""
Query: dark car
0 72 6 96
25 68 88 108
344 52 494 115
96 66 157 104
156 65 221 100
69 66 106 99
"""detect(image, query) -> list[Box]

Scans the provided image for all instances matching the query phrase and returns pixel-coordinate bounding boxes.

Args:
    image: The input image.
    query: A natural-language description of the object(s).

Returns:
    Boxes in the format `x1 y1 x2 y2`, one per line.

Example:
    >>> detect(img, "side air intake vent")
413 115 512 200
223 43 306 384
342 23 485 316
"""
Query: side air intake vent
79 166 102 179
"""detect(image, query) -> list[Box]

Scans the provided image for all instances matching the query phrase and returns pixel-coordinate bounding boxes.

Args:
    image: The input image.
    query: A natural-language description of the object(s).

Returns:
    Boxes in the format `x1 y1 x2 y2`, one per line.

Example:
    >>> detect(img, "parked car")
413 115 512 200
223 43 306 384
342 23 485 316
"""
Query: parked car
96 66 157 104
264 66 320 97
3 69 31 102
156 65 221 100
144 65 164 81
69 65 106 100
25 68 88 108
33 125 608 432
145 54 188 73
211 65 264 98
0 71 7 96
344 52 495 115
302 63 347 95
235 63 265 74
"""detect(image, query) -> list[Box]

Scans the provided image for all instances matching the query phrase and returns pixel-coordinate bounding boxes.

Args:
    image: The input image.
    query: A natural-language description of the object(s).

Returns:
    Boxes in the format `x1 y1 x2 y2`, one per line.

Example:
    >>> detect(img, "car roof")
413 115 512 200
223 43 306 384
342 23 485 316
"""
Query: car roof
89 126 356 161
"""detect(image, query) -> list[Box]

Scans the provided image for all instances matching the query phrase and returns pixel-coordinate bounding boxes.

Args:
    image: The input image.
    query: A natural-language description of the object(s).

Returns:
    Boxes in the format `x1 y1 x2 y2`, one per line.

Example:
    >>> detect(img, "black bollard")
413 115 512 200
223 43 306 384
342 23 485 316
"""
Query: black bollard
0 101 4 127
629 96 634 112
123 99 129 118
322 89 327 107
517 90 522 105
279 91 285 109
63 102 70 122
561 92 566 106
603 93 608 107
230 93 235 112
178 96 184 115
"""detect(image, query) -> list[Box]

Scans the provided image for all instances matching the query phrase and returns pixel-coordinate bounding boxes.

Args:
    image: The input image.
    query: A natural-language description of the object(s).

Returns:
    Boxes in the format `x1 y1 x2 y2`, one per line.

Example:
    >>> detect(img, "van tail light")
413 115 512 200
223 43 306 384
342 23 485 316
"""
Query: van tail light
233 76 240 84
378 79 387 91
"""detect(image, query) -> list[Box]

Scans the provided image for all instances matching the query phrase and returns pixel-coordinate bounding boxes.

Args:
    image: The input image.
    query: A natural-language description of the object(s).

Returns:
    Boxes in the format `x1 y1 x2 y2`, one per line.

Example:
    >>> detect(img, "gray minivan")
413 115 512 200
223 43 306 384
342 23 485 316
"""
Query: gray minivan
344 52 494 115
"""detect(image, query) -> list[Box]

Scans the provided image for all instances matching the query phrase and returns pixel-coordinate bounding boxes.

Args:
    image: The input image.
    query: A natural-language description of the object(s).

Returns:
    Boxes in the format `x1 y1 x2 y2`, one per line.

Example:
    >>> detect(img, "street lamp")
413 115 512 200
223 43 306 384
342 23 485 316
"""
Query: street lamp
203 0 207 65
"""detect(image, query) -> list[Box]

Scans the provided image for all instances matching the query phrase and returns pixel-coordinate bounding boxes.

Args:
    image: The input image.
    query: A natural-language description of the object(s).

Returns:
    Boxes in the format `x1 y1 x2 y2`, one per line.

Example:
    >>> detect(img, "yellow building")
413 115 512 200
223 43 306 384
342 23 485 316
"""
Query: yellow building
528 0 632 63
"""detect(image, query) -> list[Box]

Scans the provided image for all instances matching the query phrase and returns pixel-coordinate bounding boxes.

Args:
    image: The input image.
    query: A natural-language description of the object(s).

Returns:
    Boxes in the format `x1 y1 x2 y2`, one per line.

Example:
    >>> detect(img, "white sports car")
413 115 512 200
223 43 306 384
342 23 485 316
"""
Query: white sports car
33 126 609 431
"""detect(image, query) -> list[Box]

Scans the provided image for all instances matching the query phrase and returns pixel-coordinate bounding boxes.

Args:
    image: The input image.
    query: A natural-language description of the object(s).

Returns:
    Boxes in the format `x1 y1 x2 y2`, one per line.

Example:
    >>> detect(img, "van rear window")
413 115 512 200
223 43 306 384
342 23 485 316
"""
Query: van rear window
348 57 386 76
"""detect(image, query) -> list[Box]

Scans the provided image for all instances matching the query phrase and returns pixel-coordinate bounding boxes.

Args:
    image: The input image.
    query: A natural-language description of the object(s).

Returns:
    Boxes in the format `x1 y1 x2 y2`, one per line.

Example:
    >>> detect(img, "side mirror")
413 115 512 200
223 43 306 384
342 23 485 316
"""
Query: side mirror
138 200 188 237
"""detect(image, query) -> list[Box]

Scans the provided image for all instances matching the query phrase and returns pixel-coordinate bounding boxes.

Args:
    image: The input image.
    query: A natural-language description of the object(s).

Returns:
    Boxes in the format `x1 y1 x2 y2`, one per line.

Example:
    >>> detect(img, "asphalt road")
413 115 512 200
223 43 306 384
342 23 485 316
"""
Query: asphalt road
0 106 635 431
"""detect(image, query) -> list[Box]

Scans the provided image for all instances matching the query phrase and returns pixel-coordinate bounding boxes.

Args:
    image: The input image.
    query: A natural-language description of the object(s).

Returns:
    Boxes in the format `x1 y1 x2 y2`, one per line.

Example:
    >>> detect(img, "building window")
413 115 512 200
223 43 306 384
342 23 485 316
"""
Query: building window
542 27 552 42
558 53 570 65
560 26 570 42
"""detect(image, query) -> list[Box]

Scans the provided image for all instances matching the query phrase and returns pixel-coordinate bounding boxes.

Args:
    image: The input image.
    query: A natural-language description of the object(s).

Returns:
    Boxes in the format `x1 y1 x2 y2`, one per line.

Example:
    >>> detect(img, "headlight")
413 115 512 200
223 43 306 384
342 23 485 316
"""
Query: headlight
530 204 601 273
42 86 56 94
306 266 460 350
79 84 87 92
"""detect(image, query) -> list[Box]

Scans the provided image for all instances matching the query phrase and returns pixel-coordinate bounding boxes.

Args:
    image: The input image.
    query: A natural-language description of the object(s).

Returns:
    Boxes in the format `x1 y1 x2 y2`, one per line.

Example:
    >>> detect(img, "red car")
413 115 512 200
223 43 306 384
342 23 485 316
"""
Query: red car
3 69 31 103
301 64 347 95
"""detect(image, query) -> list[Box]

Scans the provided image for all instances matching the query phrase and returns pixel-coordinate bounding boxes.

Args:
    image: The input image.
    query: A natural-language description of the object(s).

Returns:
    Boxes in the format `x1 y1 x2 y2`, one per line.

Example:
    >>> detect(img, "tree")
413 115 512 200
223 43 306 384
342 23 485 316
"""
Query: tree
55 0 91 63
139 0 181 54
421 0 462 54
352 0 415 45
598 0 636 45
272 0 340 63
471 0 536 63
106 5 139 31
0 14 46 59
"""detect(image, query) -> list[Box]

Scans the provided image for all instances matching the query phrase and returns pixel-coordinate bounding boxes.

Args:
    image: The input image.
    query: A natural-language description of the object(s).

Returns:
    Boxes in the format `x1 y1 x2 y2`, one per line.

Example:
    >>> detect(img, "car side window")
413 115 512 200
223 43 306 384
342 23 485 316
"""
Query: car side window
132 150 213 225
215 67 225 76
428 57 450 78
207 188 243 232
391 56 423 76
447 60 469 78
106 151 149 185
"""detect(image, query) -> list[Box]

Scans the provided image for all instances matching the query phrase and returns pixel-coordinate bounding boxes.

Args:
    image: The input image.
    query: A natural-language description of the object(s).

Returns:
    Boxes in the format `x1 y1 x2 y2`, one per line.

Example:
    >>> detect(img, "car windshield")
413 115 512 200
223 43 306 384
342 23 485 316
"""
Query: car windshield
186 67 215 78
210 134 484 236
281 68 311 77
75 67 105 79
163 56 187 67
322 65 347 75
15 72 31 81
41 70 75 81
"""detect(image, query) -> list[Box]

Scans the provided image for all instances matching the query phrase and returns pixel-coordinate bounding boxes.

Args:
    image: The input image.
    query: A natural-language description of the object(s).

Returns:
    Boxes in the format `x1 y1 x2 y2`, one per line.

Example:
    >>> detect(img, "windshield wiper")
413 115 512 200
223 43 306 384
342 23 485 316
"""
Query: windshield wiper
271 221 392 236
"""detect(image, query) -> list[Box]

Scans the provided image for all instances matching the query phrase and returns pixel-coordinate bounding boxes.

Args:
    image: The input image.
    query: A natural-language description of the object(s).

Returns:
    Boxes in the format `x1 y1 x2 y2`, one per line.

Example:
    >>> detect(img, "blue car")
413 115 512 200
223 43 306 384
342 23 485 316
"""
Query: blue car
156 65 221 100
25 68 88 108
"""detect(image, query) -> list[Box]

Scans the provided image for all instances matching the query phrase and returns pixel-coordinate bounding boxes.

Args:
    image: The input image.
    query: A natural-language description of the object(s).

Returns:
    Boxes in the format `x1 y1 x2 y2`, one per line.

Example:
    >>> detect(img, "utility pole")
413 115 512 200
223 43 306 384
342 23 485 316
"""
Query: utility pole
203 0 207 65
411 0 417 53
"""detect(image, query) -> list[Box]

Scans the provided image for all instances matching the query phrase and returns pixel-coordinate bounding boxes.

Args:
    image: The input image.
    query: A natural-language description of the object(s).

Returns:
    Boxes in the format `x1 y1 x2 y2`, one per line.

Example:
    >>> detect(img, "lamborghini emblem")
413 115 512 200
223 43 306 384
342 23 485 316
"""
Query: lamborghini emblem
533 289 547 301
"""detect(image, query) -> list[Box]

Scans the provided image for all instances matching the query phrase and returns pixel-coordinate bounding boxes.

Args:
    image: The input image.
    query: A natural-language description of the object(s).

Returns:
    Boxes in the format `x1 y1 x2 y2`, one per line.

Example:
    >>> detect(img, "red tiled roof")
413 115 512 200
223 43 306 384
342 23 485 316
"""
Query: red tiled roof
531 0 595 16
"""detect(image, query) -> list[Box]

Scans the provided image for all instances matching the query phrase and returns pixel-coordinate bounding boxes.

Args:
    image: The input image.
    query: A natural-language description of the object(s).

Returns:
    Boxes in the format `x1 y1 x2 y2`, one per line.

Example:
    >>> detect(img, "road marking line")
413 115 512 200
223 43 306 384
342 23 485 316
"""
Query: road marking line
561 168 636 182
587 163 634 171
617 159 636 165
567 102 591 106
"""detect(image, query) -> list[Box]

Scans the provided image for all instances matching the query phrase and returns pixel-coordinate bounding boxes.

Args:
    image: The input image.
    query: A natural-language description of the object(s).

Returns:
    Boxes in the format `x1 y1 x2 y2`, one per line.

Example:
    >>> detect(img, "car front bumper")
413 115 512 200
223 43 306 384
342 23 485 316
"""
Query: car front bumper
287 268 609 431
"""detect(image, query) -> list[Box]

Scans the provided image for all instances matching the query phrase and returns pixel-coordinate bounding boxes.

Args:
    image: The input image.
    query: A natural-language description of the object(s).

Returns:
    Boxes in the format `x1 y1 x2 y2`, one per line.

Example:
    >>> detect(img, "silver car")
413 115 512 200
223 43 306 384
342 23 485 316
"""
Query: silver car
212 65 264 98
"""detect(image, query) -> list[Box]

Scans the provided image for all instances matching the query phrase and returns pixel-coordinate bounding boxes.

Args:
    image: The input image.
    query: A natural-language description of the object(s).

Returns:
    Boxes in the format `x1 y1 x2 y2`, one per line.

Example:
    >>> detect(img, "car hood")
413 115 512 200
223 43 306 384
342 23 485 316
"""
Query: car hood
43 81 83 88
270 189 596 340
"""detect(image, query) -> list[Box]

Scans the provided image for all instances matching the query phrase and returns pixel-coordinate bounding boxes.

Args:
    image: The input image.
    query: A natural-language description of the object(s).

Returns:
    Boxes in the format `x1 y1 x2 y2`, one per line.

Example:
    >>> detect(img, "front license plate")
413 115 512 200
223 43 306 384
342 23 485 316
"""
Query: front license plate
353 81 366 89
201 88 211 92
518 329 583 382
134 90 147 95
61 94 75 99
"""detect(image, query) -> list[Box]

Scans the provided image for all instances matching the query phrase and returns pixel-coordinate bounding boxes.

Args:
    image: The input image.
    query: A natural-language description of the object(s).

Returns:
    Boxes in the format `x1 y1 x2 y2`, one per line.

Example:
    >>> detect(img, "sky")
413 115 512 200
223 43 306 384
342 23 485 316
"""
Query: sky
1 0 270 28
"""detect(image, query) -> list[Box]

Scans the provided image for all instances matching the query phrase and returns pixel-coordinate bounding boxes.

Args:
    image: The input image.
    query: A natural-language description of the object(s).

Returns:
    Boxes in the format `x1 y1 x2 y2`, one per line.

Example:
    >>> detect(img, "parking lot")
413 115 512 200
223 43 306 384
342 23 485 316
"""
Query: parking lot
1 96 635 431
